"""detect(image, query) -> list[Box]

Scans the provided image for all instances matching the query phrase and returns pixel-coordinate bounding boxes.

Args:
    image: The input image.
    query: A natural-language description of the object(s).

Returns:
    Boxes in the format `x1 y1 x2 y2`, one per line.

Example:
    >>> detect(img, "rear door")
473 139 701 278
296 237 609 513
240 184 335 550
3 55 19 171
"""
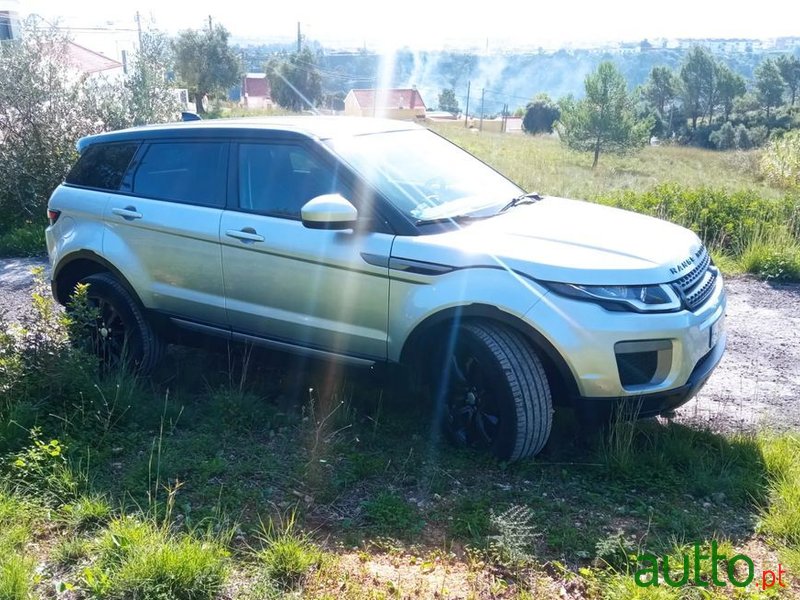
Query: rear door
219 140 393 360
103 140 229 325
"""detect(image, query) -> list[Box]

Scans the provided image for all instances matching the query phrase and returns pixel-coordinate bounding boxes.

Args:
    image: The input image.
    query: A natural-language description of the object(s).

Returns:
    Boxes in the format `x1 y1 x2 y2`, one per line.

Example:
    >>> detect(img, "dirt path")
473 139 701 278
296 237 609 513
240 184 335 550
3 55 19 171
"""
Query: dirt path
2 257 798 432
0 256 49 324
679 277 800 432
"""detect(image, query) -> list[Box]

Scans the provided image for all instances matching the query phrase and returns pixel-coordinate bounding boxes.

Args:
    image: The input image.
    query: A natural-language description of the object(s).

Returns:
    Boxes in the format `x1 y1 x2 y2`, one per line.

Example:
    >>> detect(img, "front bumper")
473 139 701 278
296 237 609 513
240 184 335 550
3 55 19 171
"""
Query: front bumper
524 272 726 399
574 328 726 418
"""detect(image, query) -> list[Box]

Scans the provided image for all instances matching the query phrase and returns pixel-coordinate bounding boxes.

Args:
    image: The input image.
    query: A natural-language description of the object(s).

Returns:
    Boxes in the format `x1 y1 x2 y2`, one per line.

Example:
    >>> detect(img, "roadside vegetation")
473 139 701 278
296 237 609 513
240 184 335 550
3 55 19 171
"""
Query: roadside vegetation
435 125 800 281
3 21 800 288
0 276 797 598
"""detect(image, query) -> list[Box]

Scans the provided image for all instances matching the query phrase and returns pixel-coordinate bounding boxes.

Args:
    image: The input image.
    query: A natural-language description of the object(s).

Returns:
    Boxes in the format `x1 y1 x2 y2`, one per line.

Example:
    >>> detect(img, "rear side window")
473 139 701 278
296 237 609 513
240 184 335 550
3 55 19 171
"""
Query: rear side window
132 142 227 207
65 142 139 191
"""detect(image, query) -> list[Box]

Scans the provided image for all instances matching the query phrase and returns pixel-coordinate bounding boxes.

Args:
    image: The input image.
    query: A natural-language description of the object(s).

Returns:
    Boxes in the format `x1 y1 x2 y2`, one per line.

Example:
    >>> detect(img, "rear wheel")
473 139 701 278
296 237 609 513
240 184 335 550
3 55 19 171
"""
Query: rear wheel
72 273 163 374
435 322 553 461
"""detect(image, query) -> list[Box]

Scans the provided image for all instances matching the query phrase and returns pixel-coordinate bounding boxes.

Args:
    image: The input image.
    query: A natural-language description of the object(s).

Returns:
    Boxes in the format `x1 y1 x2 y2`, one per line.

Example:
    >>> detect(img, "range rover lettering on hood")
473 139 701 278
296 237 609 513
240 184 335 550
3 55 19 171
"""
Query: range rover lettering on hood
669 247 706 276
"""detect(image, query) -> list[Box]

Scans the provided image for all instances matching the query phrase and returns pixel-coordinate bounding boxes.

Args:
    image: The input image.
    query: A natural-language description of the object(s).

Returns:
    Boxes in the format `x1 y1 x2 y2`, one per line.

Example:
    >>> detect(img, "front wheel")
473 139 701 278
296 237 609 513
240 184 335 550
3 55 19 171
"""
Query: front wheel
72 273 164 374
435 322 553 462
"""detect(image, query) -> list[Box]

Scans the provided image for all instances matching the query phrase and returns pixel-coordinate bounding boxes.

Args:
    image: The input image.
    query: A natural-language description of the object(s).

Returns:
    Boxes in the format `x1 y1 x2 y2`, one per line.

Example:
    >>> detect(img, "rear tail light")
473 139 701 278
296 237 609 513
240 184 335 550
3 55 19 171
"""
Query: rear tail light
47 209 61 226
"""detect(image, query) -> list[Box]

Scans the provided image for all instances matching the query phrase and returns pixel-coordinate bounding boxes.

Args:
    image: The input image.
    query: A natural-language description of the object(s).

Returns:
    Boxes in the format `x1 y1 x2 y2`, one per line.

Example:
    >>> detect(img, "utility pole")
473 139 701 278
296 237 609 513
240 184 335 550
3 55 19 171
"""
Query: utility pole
134 11 142 46
297 22 301 52
464 81 471 128
208 15 213 31
479 88 485 132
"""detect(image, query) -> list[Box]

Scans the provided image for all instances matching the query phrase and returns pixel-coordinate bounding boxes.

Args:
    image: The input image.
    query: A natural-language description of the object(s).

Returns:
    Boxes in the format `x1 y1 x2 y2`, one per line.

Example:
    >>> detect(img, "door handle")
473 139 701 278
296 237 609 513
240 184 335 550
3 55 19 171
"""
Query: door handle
225 227 265 243
111 206 142 220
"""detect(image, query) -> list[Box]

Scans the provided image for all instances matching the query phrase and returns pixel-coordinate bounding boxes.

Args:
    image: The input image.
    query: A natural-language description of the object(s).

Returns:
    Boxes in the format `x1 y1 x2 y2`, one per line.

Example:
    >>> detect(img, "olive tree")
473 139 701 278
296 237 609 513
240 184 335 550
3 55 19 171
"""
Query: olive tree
173 24 241 113
0 20 178 227
266 47 322 112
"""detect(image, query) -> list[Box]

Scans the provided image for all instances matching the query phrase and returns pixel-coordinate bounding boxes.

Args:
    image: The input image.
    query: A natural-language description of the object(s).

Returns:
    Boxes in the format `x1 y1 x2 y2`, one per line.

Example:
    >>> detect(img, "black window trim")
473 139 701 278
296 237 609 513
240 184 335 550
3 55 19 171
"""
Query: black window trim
127 139 230 208
63 140 142 194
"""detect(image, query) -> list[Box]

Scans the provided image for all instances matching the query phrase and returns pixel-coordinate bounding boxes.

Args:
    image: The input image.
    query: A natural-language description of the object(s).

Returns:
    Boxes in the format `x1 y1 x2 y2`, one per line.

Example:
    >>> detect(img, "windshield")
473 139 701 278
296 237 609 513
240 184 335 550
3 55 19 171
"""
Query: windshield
327 129 524 222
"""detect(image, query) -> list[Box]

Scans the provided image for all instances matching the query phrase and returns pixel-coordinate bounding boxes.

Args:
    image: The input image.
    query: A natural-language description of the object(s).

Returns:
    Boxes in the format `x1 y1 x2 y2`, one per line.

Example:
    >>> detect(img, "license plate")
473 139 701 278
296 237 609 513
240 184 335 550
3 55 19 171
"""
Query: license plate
709 313 725 348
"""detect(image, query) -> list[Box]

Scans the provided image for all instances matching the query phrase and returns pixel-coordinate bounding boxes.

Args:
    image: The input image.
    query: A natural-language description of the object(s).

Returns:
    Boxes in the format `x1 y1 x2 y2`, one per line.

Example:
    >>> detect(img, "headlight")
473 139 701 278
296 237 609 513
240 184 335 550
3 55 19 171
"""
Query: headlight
543 282 682 313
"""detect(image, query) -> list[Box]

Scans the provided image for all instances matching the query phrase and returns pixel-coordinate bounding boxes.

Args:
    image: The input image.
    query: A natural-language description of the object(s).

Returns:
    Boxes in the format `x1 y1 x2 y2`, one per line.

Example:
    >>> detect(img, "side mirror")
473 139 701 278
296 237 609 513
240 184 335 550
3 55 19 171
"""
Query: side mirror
301 194 358 230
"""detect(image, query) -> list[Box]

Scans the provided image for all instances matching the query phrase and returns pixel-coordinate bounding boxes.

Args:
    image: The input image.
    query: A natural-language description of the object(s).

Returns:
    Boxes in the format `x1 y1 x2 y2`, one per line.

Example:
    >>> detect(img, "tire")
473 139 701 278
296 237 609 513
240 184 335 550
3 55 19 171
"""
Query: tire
73 273 163 374
434 322 553 462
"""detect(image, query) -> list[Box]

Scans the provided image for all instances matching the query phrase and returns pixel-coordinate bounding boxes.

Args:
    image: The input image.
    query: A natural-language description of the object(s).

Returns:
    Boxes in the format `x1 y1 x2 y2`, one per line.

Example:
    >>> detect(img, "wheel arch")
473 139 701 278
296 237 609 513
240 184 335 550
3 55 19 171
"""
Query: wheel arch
399 304 579 403
52 251 141 308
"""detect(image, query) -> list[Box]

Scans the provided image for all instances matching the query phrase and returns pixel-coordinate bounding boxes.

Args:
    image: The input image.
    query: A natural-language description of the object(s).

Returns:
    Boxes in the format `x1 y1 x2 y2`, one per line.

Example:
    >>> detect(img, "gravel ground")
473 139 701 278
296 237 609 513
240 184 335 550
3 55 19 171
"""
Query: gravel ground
1 257 798 432
0 256 49 324
677 277 800 432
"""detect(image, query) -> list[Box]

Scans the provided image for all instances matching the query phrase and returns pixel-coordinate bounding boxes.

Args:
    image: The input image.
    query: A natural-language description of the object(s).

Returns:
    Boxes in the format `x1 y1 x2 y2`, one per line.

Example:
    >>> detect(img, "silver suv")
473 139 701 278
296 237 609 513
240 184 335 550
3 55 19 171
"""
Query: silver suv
46 117 727 461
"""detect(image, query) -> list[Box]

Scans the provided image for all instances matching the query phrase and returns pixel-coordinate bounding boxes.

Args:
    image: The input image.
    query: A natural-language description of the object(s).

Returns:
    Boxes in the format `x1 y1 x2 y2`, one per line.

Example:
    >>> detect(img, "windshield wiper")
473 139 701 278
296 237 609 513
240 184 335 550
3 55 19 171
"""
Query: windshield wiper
498 192 543 213
415 213 488 225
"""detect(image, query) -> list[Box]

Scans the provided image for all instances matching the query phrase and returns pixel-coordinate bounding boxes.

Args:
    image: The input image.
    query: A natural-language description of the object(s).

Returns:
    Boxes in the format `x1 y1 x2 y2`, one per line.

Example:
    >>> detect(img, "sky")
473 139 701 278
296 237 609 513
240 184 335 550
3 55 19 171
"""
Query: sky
15 0 800 50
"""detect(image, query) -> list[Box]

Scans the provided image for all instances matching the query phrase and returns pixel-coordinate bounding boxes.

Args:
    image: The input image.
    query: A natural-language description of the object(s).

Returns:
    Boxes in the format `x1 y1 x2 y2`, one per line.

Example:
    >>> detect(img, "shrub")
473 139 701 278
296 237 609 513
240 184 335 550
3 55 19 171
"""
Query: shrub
740 240 800 281
594 184 800 255
760 130 800 190
523 94 560 134
488 504 538 566
709 122 735 150
734 124 753 150
0 223 46 258
6 428 84 504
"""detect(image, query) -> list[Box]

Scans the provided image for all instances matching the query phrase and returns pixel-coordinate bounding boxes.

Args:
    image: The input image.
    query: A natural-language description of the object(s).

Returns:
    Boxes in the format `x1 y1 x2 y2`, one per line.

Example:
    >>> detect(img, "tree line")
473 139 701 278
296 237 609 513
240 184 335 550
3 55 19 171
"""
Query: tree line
518 48 800 165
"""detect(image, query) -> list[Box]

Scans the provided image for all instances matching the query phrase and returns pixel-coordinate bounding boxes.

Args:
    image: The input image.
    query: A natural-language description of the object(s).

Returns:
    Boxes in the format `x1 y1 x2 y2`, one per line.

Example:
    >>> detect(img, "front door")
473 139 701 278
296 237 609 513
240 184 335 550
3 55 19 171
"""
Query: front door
220 141 392 360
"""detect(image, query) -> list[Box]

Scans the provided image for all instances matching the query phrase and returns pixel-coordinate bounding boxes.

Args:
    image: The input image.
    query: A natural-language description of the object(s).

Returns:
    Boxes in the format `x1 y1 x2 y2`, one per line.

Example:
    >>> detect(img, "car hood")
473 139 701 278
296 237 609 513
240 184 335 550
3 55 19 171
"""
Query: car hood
391 197 704 285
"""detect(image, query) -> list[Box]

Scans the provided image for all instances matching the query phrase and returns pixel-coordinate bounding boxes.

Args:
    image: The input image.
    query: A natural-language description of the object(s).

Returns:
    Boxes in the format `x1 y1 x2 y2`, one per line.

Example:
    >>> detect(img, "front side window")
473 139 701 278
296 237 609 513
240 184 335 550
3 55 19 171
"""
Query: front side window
327 129 523 222
132 142 227 207
238 143 347 218
66 142 139 191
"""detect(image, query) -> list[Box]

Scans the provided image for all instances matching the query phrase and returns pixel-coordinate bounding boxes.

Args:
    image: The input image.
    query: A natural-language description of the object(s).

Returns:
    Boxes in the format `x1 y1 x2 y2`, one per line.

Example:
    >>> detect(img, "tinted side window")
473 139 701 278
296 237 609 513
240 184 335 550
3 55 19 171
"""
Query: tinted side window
133 142 227 207
66 142 139 191
238 143 347 218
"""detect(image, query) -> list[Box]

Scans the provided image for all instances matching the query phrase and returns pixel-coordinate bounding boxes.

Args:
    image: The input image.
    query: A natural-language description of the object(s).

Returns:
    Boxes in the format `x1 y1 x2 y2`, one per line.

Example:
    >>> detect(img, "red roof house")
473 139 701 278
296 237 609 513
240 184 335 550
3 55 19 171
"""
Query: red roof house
344 88 426 119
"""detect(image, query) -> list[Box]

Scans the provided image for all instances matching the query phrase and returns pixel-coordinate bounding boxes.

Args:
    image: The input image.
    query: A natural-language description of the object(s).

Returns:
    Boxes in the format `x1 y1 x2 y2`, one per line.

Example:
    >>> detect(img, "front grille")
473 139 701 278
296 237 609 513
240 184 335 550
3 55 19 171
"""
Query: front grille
672 247 717 311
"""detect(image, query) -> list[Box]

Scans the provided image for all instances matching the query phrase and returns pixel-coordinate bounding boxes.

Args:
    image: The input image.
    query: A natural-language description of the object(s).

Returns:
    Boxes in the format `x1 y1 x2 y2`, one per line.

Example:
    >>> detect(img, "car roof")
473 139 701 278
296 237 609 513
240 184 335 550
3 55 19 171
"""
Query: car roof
77 116 421 150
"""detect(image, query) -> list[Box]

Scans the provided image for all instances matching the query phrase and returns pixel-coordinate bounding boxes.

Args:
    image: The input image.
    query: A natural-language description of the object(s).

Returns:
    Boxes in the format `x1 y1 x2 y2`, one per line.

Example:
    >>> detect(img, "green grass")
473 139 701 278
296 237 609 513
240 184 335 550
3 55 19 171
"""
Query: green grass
91 517 230 599
433 125 782 200
361 491 424 539
759 434 800 545
0 488 38 600
1 283 799 597
59 495 112 531
256 511 324 590
52 535 92 566
0 554 36 600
